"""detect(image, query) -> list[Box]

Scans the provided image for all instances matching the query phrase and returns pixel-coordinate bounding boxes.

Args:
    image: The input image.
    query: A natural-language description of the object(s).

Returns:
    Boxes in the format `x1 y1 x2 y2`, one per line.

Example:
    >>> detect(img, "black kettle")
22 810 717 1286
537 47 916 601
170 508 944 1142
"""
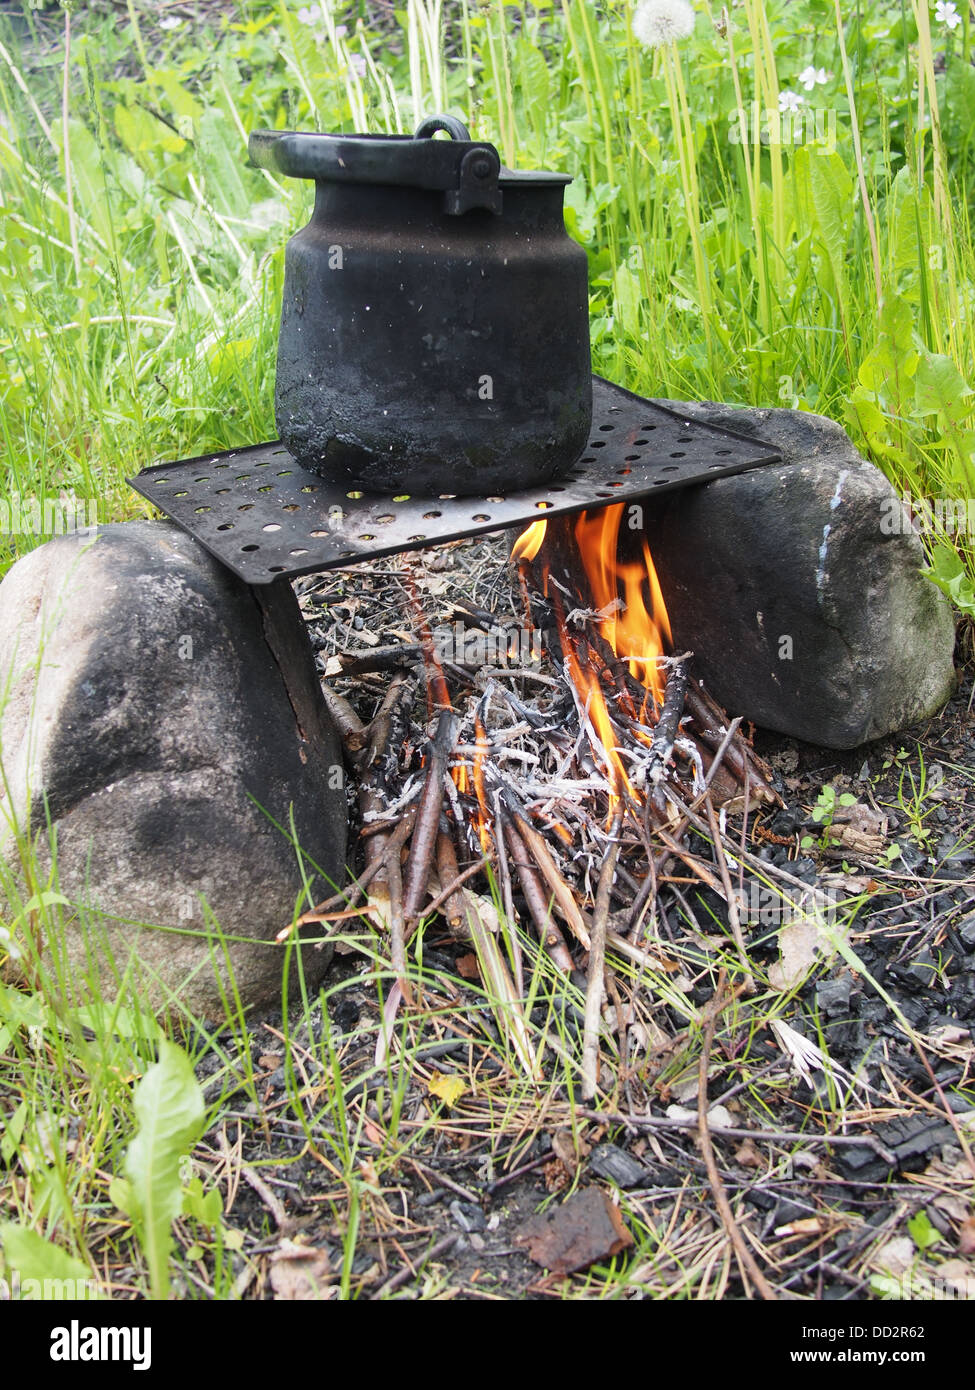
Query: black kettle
248 115 592 497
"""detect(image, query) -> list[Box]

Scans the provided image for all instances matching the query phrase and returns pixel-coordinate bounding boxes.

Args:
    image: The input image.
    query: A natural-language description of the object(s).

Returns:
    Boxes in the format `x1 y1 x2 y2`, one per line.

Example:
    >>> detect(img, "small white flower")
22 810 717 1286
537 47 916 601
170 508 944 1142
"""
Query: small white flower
349 53 367 78
296 5 320 25
334 23 348 39
935 1 962 30
778 89 805 114
798 65 829 91
159 15 182 29
632 0 696 51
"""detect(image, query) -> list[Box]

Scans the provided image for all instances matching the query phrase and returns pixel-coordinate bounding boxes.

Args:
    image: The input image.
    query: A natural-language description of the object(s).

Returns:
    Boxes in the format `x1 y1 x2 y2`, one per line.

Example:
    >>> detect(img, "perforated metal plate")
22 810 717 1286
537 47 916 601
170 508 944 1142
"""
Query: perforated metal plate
129 376 781 585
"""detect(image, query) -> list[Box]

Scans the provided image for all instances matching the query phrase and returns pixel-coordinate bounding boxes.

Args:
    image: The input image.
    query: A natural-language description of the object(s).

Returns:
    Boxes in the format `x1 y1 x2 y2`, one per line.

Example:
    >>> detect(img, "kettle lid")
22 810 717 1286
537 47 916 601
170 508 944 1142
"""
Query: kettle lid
248 113 569 216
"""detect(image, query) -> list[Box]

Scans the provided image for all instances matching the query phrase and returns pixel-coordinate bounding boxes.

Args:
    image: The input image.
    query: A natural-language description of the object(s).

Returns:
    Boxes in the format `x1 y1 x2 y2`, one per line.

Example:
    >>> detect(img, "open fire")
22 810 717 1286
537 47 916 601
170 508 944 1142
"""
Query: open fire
513 505 674 804
297 508 792 1100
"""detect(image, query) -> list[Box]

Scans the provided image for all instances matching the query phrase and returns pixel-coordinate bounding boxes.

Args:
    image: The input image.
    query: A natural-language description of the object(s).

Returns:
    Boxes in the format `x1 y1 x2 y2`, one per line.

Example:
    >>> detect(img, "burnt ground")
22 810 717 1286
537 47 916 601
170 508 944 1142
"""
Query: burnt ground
185 536 975 1302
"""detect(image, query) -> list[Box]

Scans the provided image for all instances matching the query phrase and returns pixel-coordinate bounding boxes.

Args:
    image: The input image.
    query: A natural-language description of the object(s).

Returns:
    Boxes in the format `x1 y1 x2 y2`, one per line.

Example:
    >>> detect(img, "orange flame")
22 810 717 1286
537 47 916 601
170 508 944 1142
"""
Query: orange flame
472 715 493 853
512 519 547 563
515 503 673 806
572 507 671 705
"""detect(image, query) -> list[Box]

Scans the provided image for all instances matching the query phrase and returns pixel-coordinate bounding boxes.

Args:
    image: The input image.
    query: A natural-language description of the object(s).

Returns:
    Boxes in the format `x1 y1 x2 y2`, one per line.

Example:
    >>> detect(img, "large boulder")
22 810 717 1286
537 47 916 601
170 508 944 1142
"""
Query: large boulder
633 401 957 748
0 521 347 1019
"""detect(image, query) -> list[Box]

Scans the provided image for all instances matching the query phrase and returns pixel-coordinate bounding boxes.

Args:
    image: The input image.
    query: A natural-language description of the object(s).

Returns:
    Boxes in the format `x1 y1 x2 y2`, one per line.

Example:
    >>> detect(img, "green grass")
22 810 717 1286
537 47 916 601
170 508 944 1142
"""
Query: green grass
3 1 975 579
3 0 975 1300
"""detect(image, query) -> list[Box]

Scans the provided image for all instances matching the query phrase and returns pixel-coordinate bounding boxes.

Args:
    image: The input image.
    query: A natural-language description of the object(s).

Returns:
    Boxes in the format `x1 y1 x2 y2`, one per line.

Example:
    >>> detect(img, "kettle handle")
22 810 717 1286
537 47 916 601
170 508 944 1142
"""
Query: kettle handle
247 115 503 215
413 114 473 141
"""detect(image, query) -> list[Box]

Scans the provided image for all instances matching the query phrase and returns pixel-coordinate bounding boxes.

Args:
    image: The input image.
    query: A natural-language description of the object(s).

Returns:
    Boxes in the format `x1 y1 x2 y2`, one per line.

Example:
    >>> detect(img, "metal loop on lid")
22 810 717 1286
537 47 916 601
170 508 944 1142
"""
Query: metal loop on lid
413 114 473 142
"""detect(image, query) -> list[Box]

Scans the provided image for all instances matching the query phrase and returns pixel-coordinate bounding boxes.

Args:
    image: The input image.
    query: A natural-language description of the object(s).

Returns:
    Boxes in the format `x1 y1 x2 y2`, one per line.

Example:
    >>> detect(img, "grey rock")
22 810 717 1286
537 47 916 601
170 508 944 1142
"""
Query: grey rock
0 521 346 1020
632 400 957 748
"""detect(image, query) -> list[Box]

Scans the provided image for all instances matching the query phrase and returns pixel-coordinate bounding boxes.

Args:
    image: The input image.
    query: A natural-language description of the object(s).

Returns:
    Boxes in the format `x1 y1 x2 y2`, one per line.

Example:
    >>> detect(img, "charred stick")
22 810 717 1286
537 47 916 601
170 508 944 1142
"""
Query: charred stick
582 810 623 1101
359 670 416 873
402 711 459 922
683 684 780 805
695 681 780 790
320 683 367 759
433 831 479 936
405 575 452 714
647 657 689 787
325 644 422 678
500 812 574 974
699 716 743 794
655 826 725 897
494 784 591 950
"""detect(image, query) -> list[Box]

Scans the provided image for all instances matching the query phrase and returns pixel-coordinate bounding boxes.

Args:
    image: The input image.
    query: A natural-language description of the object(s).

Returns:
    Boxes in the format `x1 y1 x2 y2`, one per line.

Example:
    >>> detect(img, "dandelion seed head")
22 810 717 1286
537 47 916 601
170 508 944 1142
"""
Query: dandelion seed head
632 0 696 51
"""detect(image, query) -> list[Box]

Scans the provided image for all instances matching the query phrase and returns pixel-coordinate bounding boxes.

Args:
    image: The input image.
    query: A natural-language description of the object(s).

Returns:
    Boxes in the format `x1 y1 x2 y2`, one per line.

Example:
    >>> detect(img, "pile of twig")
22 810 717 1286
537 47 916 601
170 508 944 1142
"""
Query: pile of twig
288 523 792 1095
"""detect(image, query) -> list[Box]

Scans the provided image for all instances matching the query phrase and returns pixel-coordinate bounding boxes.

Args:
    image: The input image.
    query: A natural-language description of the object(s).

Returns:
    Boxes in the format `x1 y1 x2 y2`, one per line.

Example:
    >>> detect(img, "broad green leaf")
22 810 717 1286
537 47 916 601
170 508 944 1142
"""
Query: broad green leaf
857 295 917 398
0 1224 99 1299
914 353 975 425
806 149 853 299
612 263 644 338
514 38 550 134
923 543 975 617
121 1040 205 1299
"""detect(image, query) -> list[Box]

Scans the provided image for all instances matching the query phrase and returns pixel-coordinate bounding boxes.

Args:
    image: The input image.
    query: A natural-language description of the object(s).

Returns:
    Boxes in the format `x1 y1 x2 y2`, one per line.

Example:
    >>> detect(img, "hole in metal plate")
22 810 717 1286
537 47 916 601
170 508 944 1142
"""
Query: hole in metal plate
128 376 781 585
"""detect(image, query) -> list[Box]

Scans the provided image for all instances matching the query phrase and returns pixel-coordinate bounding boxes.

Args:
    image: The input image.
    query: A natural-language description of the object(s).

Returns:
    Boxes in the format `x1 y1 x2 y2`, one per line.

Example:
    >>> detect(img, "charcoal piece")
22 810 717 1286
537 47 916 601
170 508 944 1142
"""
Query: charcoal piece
773 1199 813 1227
855 998 890 1023
895 841 928 872
835 1112 955 1182
331 998 361 1033
877 1114 956 1163
590 1143 649 1189
834 1146 888 1182
948 985 975 1022
450 1201 486 1233
744 1187 777 1212
936 837 975 865
887 997 931 1028
769 807 802 836
816 975 853 1015
822 1019 860 1052
959 916 975 949
894 951 941 991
